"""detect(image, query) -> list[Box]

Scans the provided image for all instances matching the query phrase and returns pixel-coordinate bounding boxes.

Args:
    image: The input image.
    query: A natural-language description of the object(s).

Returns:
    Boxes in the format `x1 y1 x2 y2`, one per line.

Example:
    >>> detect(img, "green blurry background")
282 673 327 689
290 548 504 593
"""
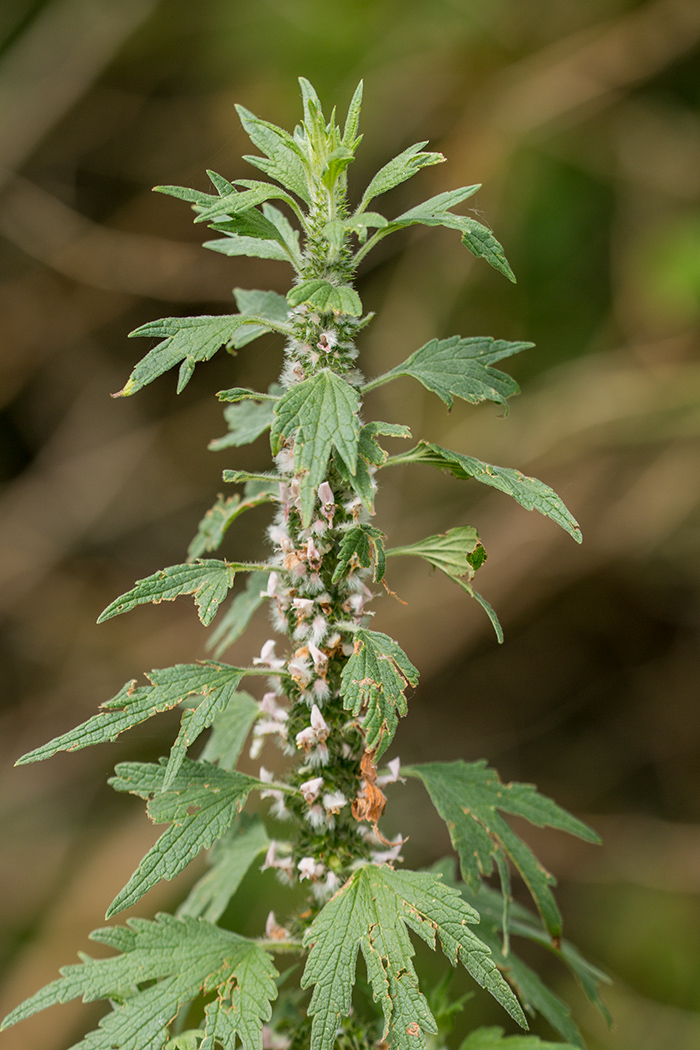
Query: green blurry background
1 1 699 1047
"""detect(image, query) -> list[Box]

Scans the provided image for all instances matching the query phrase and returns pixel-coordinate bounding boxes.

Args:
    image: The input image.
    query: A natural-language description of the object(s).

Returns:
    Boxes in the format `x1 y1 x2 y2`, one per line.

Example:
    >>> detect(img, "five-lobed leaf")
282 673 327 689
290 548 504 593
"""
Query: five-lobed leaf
302 864 526 1050
0 913 277 1050
271 369 361 524
340 629 418 757
107 758 261 916
407 761 600 938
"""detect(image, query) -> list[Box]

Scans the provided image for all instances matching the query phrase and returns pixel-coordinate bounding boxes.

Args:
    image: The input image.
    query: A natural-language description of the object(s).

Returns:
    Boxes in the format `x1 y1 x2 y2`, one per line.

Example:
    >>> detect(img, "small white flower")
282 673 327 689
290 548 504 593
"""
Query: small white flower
253 639 285 669
295 726 316 752
310 704 329 742
318 481 334 506
308 642 327 674
293 597 315 616
288 653 312 687
370 835 405 865
323 791 347 815
299 776 324 803
306 803 326 829
377 757 403 787
297 857 317 881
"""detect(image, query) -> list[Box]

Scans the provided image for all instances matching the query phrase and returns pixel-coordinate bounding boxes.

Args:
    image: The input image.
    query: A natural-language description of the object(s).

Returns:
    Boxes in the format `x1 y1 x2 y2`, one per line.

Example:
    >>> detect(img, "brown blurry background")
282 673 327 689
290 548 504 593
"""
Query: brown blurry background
0 1 699 1048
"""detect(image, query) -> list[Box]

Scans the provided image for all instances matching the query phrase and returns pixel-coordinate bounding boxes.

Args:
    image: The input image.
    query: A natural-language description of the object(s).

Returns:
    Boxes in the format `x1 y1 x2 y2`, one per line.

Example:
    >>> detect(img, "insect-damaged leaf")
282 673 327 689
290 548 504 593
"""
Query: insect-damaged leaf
406 761 600 939
271 369 361 525
107 759 261 916
301 865 526 1050
340 629 418 757
1 913 277 1050
387 525 484 579
333 524 386 584
97 560 246 627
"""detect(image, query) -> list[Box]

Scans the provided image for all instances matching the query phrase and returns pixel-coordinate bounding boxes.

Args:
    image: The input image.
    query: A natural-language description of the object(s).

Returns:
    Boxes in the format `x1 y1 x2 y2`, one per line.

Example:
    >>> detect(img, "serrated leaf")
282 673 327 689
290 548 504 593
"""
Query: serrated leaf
262 203 302 265
333 524 386 584
287 279 362 316
97 560 241 627
198 690 260 770
236 104 311 202
193 179 301 225
395 443 581 543
178 815 269 924
460 220 516 282
203 234 291 262
407 761 599 938
342 80 363 148
231 289 291 349
188 492 274 559
207 572 270 657
0 913 277 1050
154 183 219 207
302 864 526 1050
359 142 445 211
333 420 410 514
369 336 529 408
388 525 484 579
209 384 281 452
116 315 250 397
271 370 361 525
16 662 252 769
460 1028 578 1050
107 759 260 916
340 629 418 757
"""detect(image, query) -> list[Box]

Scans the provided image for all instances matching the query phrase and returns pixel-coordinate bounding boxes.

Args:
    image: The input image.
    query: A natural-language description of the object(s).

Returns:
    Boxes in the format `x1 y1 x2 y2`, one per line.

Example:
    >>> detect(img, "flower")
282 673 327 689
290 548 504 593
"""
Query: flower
299 776 324 803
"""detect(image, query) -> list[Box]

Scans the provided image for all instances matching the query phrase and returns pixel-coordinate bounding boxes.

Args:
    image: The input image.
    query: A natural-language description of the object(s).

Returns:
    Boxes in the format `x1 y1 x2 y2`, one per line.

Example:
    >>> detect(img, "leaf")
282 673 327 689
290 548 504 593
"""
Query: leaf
188 493 274 559
406 761 600 938
236 104 311 202
198 690 260 770
16 662 251 769
178 815 270 924
387 525 484 579
117 315 275 398
1 913 277 1050
107 759 260 916
231 289 291 348
342 80 363 148
301 865 526 1050
333 524 386 584
209 384 281 452
460 220 516 283
97 560 249 627
359 142 445 211
368 336 530 408
460 1028 578 1050
271 370 361 525
394 443 582 543
287 279 362 316
340 629 418 757
193 179 302 225
208 572 270 657
203 234 291 262
262 202 303 265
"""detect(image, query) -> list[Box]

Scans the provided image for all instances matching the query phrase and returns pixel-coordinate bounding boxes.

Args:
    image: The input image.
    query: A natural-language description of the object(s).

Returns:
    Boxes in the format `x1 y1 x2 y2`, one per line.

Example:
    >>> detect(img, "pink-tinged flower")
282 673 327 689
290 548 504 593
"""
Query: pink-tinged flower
310 614 329 646
308 642 328 674
312 678 331 702
317 330 338 351
253 639 285 670
260 693 288 721
261 841 294 876
299 776 324 803
305 536 322 568
292 597 315 616
297 857 319 881
377 757 403 787
288 652 312 688
262 571 280 598
310 704 329 742
295 726 316 752
318 481 334 506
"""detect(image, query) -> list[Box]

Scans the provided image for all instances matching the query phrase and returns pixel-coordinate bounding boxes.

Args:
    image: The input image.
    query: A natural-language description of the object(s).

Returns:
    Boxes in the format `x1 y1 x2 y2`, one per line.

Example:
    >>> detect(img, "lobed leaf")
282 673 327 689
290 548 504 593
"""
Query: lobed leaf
367 335 529 408
203 234 291 262
287 278 362 316
340 629 418 757
392 442 581 542
198 690 260 770
178 815 270 924
193 179 302 225
97 560 247 627
236 104 311 202
334 420 411 513
407 761 600 938
208 572 271 657
301 864 526 1050
188 493 274 559
333 524 386 584
359 142 445 211
271 369 361 525
0 913 277 1050
230 289 291 348
387 525 484 579
107 759 260 916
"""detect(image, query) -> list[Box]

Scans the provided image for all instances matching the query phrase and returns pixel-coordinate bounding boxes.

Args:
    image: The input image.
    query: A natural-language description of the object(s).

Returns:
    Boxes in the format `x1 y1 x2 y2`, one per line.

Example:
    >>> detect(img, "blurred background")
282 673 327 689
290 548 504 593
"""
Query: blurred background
0 1 699 1047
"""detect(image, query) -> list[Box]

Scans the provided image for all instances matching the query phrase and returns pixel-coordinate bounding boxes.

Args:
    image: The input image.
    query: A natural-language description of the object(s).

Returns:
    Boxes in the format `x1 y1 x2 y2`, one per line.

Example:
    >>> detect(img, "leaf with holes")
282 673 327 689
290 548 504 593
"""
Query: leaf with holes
340 629 418 757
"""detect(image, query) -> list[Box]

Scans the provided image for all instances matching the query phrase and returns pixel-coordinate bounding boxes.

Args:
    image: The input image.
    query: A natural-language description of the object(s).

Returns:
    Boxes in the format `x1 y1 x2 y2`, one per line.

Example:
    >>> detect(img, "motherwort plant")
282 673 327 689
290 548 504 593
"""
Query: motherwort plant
3 80 610 1050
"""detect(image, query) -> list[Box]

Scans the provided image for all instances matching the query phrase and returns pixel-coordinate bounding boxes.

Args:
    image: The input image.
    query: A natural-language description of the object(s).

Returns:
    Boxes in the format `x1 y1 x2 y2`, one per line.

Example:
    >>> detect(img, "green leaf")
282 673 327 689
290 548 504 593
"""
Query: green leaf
323 212 387 248
262 202 303 265
342 80 363 148
97 560 243 627
230 289 291 349
301 865 526 1050
333 524 386 584
188 492 274 559
117 315 264 397
393 443 582 543
208 572 270 657
366 336 529 408
107 759 260 916
359 142 445 211
406 761 600 938
271 370 361 525
203 234 290 262
209 384 281 452
15 662 253 769
2 915 277 1050
340 629 418 757
178 815 269 924
287 279 362 316
193 179 302 225
332 421 410 514
460 1028 578 1050
387 525 484 579
154 183 219 207
236 105 311 202
460 221 516 282
199 690 260 770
